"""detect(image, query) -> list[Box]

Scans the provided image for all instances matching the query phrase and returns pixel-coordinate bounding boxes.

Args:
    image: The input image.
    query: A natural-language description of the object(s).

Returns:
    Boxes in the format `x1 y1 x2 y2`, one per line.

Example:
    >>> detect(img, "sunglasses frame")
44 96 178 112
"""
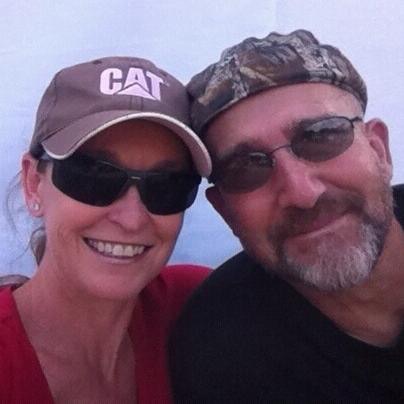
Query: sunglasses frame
40 152 201 215
209 115 363 193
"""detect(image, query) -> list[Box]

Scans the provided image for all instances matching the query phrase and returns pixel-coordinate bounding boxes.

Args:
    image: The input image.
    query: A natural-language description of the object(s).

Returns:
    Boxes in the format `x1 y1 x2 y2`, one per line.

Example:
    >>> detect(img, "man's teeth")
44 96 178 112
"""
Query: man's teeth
86 239 146 258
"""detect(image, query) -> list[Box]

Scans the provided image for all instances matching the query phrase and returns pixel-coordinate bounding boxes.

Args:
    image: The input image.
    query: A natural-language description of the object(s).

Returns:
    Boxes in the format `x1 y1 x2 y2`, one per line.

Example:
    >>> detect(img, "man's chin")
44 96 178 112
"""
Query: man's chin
278 222 383 291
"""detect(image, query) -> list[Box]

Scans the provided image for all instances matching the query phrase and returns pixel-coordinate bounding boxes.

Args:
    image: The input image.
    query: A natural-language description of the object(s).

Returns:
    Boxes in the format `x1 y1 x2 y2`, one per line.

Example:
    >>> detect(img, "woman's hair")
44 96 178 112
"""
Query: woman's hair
29 226 46 264
5 155 47 265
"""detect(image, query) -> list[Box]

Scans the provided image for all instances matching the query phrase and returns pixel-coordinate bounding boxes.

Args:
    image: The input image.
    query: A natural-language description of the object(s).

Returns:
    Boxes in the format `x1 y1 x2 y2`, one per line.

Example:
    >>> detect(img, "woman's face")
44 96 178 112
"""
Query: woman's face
26 120 192 300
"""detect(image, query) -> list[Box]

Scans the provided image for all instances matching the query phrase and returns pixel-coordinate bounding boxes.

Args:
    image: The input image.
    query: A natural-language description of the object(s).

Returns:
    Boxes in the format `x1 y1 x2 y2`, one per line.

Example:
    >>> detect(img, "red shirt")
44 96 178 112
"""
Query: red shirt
0 265 210 403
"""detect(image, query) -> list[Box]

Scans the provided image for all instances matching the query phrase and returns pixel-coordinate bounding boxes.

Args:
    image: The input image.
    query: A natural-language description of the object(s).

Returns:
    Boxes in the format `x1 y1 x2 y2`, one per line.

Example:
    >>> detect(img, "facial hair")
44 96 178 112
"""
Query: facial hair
264 182 393 291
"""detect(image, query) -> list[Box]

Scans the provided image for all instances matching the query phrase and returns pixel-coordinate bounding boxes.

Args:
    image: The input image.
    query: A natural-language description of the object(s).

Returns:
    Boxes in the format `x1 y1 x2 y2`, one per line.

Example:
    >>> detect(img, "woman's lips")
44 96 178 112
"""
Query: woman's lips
84 237 150 259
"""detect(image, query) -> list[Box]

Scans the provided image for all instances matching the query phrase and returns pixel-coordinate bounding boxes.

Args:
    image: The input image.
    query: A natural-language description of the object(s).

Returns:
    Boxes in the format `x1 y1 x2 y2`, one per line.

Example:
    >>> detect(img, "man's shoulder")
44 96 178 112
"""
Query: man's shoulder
393 184 404 225
186 251 275 300
175 252 288 326
196 251 261 287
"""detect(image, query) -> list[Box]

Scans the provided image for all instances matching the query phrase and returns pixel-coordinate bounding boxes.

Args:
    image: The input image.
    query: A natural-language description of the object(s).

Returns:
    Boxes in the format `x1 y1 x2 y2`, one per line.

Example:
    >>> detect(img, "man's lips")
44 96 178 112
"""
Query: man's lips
269 190 366 246
287 210 348 237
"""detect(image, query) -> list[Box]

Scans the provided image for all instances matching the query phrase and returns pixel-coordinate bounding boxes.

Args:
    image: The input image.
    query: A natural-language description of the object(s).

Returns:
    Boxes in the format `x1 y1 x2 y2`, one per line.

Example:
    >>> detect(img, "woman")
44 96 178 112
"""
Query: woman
0 56 211 403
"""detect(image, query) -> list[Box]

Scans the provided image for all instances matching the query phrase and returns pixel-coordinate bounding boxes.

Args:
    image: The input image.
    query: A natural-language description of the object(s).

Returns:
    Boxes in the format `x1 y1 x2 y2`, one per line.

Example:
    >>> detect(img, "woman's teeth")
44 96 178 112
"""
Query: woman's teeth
86 239 146 258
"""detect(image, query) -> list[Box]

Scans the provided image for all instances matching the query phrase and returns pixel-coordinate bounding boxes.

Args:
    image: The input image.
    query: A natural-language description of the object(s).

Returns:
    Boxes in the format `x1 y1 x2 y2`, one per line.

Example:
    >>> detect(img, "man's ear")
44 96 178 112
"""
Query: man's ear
365 118 393 180
21 152 44 217
206 185 235 230
365 118 392 164
206 186 244 239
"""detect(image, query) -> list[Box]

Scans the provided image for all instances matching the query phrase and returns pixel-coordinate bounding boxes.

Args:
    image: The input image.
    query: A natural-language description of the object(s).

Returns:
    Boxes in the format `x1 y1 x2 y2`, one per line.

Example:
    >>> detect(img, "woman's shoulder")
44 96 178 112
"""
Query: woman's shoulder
0 286 30 350
0 287 31 394
0 286 16 320
0 287 52 402
138 264 212 315
130 265 212 339
160 264 212 286
0 275 30 287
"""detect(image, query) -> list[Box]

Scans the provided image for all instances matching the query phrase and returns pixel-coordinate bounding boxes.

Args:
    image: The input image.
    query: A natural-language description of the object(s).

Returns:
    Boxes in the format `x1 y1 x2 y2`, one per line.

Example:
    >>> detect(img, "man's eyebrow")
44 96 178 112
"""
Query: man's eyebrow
214 114 344 162
278 113 348 140
285 114 344 132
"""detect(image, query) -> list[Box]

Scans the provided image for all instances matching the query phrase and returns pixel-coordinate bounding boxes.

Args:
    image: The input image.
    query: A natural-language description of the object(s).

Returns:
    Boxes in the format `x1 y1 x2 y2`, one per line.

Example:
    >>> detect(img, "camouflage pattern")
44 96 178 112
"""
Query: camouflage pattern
187 30 367 134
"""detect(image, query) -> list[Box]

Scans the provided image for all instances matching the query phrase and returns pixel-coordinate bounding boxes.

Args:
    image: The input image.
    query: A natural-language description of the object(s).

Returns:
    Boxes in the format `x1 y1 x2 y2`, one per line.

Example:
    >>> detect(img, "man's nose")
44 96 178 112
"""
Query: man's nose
271 149 326 210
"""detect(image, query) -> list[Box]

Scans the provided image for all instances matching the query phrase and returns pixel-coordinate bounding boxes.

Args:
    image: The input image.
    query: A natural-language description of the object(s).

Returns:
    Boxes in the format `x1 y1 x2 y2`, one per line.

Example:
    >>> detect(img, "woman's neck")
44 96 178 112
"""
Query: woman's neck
13 266 137 368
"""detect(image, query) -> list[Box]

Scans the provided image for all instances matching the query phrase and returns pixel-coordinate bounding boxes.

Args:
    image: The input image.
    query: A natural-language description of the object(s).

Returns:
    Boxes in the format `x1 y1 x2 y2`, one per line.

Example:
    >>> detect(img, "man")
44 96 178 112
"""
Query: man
169 30 404 403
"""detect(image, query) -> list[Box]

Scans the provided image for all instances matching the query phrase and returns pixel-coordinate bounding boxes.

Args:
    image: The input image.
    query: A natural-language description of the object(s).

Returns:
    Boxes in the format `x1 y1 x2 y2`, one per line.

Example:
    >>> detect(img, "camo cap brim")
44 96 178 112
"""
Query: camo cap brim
187 29 367 135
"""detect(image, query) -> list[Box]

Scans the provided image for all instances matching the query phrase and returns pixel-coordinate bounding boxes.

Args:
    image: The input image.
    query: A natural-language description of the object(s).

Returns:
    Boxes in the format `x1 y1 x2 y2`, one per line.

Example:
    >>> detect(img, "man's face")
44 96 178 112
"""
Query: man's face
205 83 394 291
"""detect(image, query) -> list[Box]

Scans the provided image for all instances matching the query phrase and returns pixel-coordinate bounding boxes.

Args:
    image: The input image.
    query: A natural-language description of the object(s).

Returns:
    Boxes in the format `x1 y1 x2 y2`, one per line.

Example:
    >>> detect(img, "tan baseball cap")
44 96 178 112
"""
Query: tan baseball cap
30 56 212 176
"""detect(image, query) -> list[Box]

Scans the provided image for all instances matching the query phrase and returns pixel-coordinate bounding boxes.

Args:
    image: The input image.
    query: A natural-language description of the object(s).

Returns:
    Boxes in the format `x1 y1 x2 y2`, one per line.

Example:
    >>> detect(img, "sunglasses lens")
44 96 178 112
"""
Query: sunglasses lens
51 154 127 206
210 117 358 194
138 172 201 215
292 117 355 162
213 152 273 193
50 153 201 214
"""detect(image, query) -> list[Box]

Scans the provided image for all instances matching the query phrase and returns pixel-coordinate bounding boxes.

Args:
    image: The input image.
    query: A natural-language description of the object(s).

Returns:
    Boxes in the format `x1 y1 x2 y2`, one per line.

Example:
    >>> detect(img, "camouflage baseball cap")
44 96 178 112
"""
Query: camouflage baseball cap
187 29 367 134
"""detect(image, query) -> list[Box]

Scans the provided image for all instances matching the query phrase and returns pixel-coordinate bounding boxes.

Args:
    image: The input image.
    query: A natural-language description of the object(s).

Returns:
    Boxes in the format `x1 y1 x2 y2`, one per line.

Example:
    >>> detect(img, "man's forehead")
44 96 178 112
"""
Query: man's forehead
204 83 361 156
204 83 362 159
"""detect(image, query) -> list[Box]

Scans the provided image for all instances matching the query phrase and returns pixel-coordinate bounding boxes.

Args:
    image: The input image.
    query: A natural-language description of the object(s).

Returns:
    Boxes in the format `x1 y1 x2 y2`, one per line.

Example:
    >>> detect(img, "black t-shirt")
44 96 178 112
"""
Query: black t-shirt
169 185 404 403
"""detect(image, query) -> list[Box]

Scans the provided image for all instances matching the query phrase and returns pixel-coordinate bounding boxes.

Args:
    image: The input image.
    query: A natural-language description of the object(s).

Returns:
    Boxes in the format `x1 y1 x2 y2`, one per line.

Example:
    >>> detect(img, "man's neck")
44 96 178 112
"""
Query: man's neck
291 219 404 348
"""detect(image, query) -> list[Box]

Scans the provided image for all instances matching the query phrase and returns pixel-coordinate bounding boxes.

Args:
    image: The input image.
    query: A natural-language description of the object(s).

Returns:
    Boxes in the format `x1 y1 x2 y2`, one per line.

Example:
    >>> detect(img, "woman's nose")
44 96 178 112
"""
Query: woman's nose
107 186 152 230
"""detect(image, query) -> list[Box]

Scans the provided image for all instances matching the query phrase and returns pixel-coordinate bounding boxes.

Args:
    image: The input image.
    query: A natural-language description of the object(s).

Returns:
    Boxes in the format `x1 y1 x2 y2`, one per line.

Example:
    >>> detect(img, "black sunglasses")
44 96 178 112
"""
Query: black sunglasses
42 153 201 215
209 116 362 194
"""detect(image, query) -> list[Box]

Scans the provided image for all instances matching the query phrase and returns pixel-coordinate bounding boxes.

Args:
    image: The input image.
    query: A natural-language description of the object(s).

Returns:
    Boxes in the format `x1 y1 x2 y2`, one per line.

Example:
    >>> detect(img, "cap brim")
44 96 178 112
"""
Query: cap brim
42 110 211 177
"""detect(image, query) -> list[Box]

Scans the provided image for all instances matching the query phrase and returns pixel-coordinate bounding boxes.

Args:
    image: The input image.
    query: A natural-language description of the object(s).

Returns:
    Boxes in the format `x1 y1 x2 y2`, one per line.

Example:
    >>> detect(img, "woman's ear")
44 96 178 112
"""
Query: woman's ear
21 153 44 217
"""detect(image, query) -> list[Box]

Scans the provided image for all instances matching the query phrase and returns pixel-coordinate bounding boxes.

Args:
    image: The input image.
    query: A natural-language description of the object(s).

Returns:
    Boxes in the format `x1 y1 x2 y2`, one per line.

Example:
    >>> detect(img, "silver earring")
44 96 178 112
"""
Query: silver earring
32 202 40 211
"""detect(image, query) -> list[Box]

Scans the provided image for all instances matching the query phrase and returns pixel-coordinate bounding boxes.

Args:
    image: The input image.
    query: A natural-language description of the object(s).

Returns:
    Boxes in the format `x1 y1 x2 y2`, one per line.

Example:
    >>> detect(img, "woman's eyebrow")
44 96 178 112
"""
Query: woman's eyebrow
150 160 189 171
82 149 113 161
80 148 191 171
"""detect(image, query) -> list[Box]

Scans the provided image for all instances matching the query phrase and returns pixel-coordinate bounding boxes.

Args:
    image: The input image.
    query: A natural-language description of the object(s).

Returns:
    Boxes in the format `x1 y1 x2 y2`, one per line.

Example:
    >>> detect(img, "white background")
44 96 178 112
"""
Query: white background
1 0 403 274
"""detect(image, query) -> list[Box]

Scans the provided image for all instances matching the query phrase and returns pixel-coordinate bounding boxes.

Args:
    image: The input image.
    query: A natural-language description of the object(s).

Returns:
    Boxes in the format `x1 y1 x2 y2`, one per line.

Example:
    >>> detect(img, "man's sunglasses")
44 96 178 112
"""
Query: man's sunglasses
209 116 362 194
42 153 201 215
